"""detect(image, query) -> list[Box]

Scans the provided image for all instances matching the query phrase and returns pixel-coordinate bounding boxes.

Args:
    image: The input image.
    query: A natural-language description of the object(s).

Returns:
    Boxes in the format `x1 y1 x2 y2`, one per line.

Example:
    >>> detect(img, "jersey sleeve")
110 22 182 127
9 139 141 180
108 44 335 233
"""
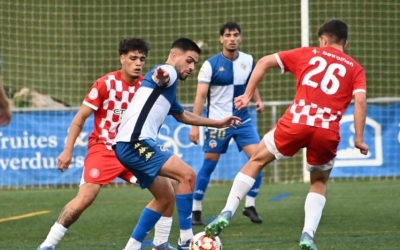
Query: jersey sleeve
274 47 304 74
82 80 107 110
169 98 184 114
197 60 212 84
352 65 367 95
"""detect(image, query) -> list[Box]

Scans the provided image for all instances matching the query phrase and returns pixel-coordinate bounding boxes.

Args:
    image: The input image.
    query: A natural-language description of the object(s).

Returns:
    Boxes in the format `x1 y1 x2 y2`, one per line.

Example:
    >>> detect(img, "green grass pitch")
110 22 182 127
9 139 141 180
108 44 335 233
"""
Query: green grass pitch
1 180 399 249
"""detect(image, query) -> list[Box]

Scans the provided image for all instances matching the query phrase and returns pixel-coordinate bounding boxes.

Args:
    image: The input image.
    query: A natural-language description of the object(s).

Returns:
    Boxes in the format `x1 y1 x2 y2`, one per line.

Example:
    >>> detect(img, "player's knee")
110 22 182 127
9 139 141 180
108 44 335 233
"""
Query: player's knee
180 168 196 189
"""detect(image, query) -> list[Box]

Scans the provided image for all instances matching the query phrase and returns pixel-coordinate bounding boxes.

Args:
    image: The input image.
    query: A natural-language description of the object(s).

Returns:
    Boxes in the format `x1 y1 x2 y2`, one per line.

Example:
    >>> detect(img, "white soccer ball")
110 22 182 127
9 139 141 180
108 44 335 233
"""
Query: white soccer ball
189 231 222 250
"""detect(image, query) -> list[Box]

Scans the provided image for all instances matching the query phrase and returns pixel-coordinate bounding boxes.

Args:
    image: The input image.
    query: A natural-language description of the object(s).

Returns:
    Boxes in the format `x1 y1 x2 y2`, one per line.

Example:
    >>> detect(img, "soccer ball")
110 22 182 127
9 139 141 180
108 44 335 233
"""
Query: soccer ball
190 231 222 250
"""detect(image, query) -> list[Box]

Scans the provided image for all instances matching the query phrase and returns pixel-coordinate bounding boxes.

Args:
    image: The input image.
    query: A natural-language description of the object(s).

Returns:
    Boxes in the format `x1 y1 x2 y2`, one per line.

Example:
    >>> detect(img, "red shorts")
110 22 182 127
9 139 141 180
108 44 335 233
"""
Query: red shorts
81 144 135 185
264 121 340 166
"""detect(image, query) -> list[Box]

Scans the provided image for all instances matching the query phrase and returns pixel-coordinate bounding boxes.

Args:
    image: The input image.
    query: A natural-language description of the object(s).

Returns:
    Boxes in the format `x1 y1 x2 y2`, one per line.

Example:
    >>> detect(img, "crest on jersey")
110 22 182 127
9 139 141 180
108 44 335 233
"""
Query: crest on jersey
89 168 100 178
88 88 98 100
218 67 225 72
209 140 217 148
241 62 247 71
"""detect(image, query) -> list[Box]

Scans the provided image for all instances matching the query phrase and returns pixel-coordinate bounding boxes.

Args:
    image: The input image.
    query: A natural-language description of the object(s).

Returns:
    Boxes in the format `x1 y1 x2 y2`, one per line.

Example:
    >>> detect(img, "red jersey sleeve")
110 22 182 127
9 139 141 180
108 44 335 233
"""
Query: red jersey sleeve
275 47 304 74
83 80 108 110
352 65 367 95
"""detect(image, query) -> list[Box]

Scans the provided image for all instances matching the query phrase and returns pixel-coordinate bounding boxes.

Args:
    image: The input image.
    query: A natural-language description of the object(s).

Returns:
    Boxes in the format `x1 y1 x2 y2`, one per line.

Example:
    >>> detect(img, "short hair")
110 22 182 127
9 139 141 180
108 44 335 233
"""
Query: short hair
317 19 348 45
219 22 241 36
171 38 201 55
118 37 150 56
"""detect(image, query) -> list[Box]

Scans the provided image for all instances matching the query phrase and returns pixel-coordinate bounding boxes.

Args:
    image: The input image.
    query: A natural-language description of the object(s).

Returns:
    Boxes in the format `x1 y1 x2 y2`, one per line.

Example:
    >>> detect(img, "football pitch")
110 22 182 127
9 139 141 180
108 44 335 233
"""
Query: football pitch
1 180 399 249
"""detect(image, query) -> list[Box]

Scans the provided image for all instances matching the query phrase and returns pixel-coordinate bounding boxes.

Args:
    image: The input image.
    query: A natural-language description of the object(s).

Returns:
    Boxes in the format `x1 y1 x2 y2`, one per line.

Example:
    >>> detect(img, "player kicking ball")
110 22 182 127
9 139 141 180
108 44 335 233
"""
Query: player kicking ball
205 19 368 250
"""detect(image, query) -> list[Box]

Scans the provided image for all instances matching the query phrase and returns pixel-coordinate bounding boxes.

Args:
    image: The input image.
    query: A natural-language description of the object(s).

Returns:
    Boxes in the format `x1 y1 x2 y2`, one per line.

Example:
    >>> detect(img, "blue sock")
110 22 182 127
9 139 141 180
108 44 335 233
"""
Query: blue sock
247 171 263 197
131 207 162 242
193 159 218 201
176 193 193 230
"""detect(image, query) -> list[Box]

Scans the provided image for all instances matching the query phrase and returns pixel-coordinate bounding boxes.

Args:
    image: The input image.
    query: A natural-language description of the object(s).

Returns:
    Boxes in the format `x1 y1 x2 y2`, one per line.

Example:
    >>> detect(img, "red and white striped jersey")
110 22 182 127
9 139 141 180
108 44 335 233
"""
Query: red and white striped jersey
83 71 142 150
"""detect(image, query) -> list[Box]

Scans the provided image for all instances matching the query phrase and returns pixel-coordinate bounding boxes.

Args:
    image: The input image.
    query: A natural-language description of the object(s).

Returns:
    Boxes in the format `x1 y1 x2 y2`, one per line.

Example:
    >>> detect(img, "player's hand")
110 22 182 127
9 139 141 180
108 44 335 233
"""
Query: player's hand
153 67 170 87
57 149 73 172
255 100 264 113
0 107 11 126
216 116 241 129
189 126 200 145
234 95 251 110
355 141 369 155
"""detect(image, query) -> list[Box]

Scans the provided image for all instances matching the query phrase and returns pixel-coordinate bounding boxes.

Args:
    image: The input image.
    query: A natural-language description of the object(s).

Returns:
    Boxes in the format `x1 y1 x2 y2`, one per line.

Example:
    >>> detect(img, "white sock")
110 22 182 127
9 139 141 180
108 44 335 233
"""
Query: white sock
245 195 256 207
222 172 255 216
40 222 68 247
153 216 172 246
179 229 194 243
302 192 326 238
192 199 202 211
124 237 141 250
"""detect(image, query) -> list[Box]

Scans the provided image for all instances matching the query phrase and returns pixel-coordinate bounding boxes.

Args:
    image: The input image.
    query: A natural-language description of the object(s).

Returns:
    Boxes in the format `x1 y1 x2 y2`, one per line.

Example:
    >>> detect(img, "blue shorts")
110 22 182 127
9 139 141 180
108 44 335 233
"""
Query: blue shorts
114 140 173 189
203 120 260 154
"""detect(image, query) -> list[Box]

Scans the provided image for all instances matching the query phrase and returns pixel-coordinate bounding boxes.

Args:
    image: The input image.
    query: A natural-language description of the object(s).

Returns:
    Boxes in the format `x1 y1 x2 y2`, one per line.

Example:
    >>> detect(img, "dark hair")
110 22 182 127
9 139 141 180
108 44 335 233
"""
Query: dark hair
171 38 201 55
118 37 150 56
317 19 348 45
219 22 241 36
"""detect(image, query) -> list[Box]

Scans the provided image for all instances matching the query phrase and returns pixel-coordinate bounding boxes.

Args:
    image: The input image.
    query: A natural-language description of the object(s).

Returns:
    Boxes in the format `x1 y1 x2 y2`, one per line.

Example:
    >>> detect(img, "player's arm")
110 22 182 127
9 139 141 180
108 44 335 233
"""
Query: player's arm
173 110 241 129
189 83 209 144
0 80 11 126
353 92 368 155
235 54 279 110
58 105 93 172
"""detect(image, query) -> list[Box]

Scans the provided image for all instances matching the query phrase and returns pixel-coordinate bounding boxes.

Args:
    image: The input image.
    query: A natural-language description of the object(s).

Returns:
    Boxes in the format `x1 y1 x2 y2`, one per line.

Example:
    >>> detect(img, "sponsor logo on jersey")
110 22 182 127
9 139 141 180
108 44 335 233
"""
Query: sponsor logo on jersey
113 109 126 115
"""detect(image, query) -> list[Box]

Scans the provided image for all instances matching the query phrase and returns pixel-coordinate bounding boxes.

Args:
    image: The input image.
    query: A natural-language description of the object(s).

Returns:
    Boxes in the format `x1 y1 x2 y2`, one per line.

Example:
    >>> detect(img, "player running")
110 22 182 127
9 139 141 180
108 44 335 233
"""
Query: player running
205 19 368 250
38 37 177 250
189 22 264 225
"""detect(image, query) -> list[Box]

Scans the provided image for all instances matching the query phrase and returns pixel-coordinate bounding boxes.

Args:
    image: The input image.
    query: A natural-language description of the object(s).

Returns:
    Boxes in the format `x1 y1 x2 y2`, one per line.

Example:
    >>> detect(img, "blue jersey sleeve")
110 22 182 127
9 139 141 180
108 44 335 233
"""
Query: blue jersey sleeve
169 98 184 114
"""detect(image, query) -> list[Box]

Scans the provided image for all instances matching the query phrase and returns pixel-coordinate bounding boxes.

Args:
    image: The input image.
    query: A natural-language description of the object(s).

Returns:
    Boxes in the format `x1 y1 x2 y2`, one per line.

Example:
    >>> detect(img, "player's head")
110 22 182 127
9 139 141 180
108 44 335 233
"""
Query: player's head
119 37 150 81
318 19 348 48
219 22 242 52
167 38 201 80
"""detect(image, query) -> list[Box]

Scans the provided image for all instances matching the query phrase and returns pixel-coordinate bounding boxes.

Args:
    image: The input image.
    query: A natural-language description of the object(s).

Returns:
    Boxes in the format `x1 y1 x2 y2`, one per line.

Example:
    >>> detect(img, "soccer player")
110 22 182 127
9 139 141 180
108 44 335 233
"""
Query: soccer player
38 38 177 250
205 19 369 250
113 38 241 250
189 22 264 225
0 79 11 126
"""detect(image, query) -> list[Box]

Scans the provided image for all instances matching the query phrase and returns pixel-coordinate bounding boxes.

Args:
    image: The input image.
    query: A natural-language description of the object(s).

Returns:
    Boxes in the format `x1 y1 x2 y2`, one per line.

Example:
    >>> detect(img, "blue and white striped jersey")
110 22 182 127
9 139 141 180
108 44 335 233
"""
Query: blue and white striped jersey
198 51 254 122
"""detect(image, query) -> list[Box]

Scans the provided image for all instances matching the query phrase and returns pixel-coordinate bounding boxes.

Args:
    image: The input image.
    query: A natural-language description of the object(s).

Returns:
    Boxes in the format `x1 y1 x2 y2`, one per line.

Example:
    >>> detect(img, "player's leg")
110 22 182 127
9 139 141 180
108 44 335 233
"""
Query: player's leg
299 169 331 250
124 176 176 250
206 125 301 237
38 183 102 250
157 155 197 249
38 147 113 250
152 179 177 250
119 169 177 249
299 128 339 250
115 140 195 250
205 140 276 237
192 152 220 225
234 121 264 223
192 128 231 225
